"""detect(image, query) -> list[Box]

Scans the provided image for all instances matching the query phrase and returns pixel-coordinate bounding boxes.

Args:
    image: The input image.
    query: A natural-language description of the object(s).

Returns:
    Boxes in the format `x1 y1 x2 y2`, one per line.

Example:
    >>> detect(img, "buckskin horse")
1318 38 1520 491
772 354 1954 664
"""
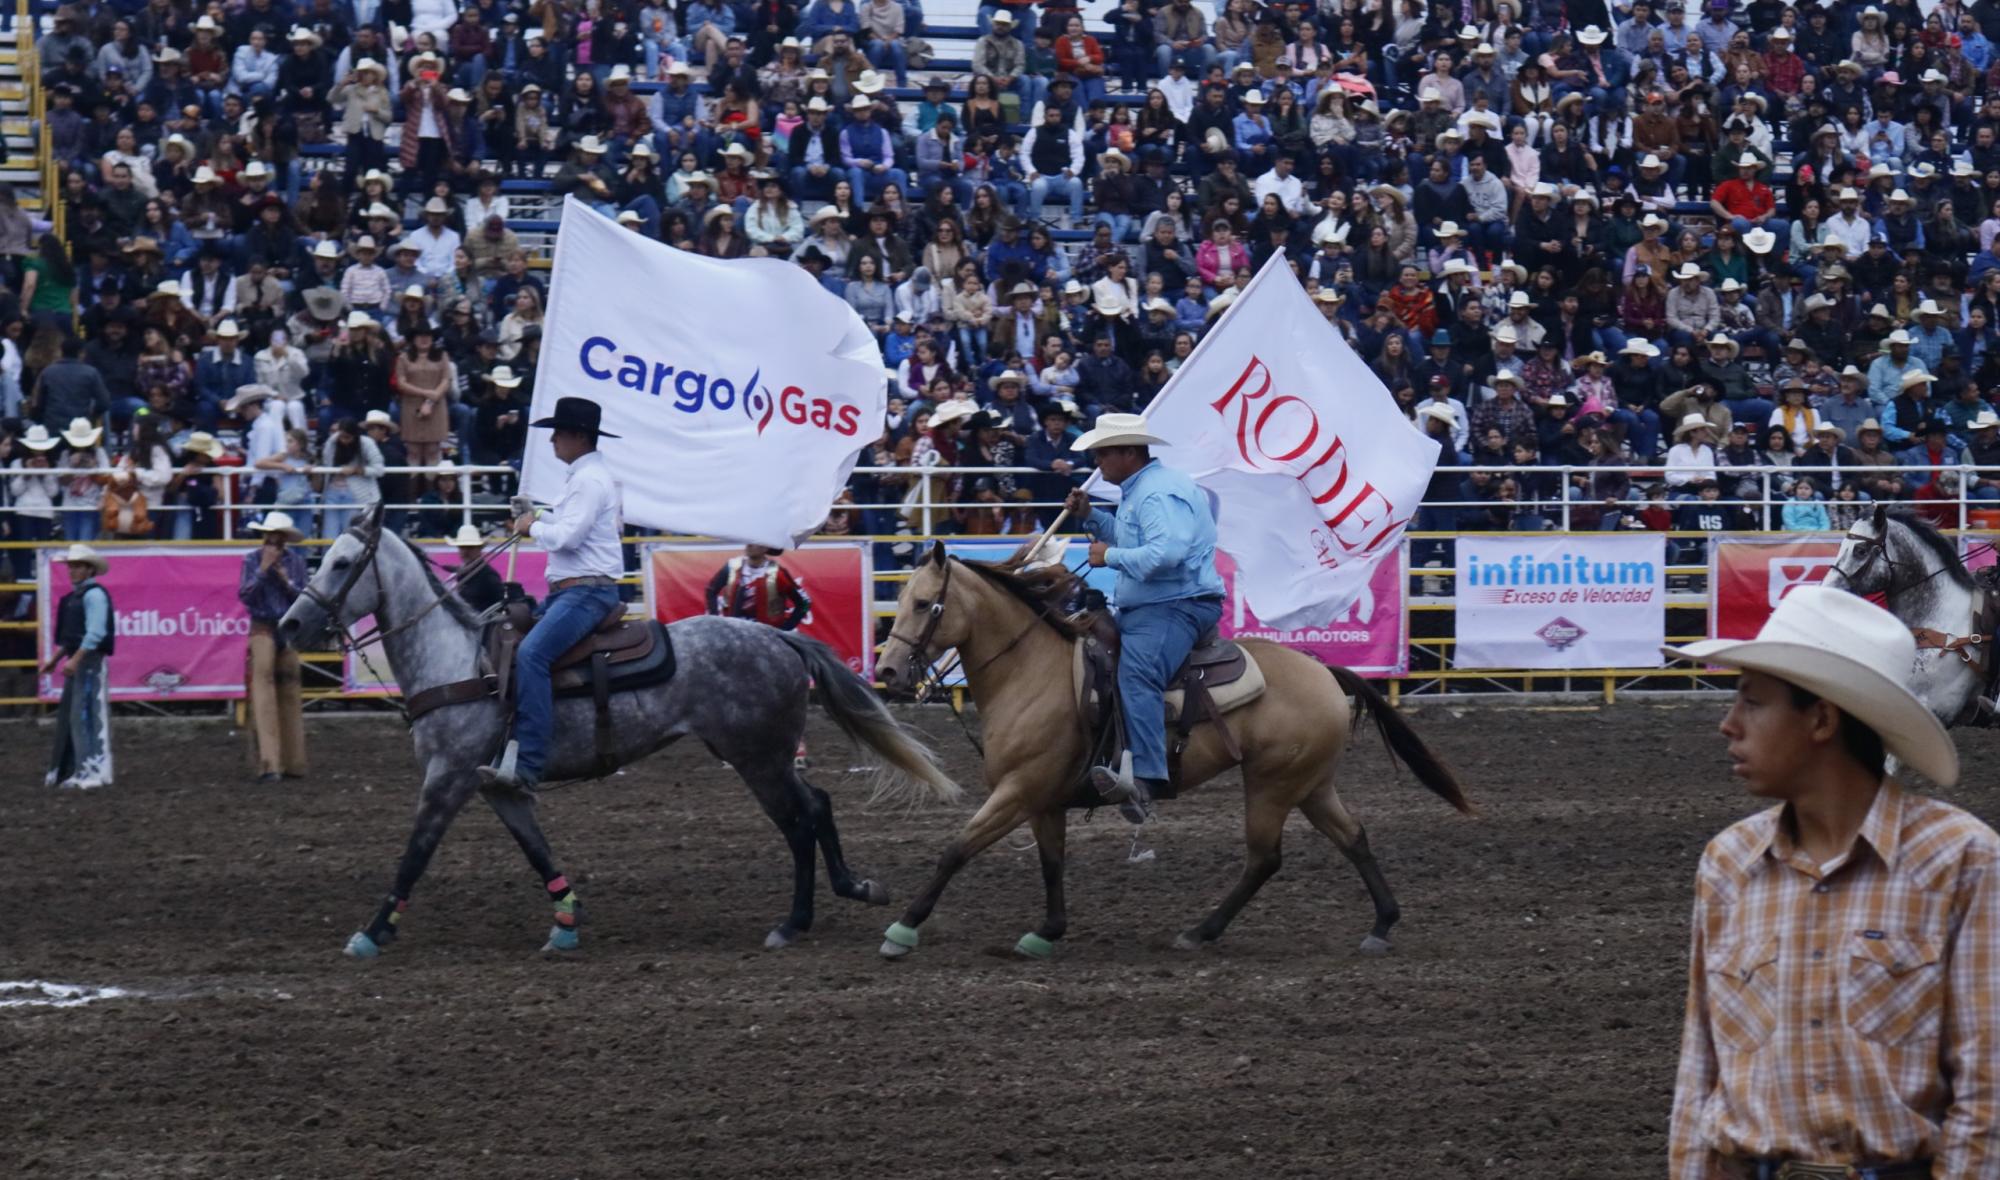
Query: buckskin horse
872 543 1473 959
278 505 960 958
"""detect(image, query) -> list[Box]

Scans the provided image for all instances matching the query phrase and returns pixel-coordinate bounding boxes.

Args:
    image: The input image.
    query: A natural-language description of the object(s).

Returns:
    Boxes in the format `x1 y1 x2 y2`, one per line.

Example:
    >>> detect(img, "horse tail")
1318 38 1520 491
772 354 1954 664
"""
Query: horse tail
774 631 965 807
1326 664 1475 815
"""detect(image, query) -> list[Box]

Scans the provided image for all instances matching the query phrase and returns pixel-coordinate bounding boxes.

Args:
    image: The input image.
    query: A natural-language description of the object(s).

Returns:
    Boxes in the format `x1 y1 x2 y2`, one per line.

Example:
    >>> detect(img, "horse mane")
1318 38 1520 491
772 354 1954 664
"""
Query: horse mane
1887 510 1976 591
954 543 1101 640
387 530 487 628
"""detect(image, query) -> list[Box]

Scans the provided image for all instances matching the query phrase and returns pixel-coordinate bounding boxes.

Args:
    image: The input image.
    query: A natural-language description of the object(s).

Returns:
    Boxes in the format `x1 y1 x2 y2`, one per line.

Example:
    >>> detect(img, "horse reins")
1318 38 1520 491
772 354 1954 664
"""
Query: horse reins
1838 533 2000 673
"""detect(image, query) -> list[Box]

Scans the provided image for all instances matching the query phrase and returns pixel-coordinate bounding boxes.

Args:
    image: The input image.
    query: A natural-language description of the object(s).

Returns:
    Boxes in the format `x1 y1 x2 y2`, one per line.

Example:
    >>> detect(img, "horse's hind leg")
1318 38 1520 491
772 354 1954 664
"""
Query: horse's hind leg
1297 781 1401 954
345 767 482 959
737 756 822 950
1013 809 1067 959
1176 789 1289 951
807 784 891 907
484 787 586 953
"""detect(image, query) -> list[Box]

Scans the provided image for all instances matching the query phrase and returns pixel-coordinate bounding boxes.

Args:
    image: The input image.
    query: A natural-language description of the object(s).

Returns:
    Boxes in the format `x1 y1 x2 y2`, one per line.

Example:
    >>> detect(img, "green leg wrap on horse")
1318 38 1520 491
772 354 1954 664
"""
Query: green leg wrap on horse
1014 932 1055 958
883 921 921 948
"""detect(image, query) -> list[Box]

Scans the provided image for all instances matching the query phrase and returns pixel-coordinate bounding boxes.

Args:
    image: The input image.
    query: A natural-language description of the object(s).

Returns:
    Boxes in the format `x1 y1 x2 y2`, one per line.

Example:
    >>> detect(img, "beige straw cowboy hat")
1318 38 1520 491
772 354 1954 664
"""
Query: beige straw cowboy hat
60 544 109 575
245 511 306 541
1663 585 1958 785
1072 412 1168 451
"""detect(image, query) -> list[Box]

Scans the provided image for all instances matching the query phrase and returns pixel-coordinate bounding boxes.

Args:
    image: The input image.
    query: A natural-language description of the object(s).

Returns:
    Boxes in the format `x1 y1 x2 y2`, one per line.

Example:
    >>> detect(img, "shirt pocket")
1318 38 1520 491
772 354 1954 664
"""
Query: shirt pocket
1844 931 1946 1046
1706 936 1780 1053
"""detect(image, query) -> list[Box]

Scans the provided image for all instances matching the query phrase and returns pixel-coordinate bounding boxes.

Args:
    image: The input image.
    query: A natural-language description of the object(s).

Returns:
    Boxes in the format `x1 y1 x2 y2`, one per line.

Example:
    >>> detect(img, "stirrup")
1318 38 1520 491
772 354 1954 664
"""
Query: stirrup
1088 753 1154 825
479 740 538 794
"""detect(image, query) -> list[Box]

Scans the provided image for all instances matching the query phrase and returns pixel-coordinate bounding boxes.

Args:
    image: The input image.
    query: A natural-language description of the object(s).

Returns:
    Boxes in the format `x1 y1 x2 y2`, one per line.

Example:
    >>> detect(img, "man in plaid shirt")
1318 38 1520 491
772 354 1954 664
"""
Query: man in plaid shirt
1664 584 1999 1179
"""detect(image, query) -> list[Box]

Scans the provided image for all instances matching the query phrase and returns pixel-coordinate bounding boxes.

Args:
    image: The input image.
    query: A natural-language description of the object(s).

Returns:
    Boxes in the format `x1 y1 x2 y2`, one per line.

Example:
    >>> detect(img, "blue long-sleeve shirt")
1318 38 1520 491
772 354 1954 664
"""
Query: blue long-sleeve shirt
686 2 736 35
800 0 860 37
80 582 110 651
1081 460 1224 609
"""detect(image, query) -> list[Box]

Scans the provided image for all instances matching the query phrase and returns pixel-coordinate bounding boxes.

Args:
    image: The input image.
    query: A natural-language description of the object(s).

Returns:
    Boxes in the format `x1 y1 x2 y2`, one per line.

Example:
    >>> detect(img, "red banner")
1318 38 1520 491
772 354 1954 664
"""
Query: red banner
643 542 873 677
1708 535 1843 640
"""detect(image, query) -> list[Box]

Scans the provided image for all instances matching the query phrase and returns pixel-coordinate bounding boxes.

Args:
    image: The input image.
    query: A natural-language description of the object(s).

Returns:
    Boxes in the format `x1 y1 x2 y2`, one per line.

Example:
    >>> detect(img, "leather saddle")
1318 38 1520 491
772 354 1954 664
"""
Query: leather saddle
1072 621 1266 789
404 592 677 776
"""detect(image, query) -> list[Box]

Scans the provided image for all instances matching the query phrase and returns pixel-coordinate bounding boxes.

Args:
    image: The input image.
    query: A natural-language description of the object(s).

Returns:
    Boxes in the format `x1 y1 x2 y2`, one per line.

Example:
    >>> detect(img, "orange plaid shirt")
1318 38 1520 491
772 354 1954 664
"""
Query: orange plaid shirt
1670 781 2000 1178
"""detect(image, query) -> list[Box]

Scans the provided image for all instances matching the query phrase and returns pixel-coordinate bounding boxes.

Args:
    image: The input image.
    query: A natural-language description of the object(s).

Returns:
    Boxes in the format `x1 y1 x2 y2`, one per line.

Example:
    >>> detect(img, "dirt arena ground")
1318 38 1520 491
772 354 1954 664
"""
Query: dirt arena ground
5 703 1997 1179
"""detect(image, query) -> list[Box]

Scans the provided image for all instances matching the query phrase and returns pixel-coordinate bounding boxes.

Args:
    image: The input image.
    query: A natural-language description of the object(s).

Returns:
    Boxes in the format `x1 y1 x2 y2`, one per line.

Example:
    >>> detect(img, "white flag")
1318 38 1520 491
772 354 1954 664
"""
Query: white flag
1144 253 1438 630
522 197 886 547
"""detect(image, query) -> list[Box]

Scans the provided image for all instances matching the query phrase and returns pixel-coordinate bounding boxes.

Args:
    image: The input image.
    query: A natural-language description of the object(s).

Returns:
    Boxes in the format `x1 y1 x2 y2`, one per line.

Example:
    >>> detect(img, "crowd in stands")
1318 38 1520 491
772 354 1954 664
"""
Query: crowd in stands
10 0 2000 585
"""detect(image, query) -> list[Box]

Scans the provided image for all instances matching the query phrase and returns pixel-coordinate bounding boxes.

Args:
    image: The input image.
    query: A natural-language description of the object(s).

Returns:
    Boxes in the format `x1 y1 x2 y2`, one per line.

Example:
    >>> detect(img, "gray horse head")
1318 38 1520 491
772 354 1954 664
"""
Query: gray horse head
1827 502 1972 608
278 503 390 647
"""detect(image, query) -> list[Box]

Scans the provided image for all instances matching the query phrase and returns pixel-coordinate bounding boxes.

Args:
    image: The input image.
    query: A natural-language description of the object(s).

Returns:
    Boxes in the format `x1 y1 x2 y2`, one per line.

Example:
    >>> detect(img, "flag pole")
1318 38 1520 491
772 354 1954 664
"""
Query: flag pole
1024 469 1102 564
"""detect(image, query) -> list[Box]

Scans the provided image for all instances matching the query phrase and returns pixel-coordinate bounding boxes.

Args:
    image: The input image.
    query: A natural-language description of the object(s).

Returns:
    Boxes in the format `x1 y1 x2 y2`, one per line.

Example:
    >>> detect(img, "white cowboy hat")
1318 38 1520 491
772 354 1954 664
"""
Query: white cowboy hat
1620 340 1661 357
849 94 875 111
489 365 523 389
1490 370 1522 385
345 310 376 329
312 239 342 260
1639 154 1665 170
1640 212 1668 230
1917 299 1946 317
61 417 102 449
181 431 224 459
450 524 487 548
1440 258 1475 278
224 384 276 413
1673 262 1705 281
1073 412 1168 451
1889 188 1913 204
1545 393 1569 407
245 511 306 541
1673 412 1712 439
925 400 978 429
805 96 832 113
192 165 220 185
363 409 399 432
1901 369 1936 390
576 135 608 154
60 544 109 575
1492 324 1518 345
1719 278 1743 293
855 70 886 95
1734 152 1761 169
401 284 426 301
1663 585 1958 786
1312 288 1345 304
1577 24 1607 44
242 160 272 179
1885 329 1914 346
1707 336 1740 356
1812 421 1845 441
19 423 57 451
1742 228 1776 255
1416 403 1457 428
1974 411 2000 431
987 369 1029 389
1508 290 1532 307
989 8 1015 23
1529 181 1557 199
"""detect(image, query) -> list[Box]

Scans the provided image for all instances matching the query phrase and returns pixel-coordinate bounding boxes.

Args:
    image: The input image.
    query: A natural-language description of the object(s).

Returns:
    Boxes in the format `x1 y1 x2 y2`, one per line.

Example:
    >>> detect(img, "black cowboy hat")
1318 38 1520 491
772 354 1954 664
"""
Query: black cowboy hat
530 396 621 438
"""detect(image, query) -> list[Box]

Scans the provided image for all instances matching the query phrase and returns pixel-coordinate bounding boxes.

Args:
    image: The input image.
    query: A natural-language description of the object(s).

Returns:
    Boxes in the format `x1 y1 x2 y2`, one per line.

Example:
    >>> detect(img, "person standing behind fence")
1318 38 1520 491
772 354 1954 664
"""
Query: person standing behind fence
42 544 115 790
238 511 307 783
4 424 59 598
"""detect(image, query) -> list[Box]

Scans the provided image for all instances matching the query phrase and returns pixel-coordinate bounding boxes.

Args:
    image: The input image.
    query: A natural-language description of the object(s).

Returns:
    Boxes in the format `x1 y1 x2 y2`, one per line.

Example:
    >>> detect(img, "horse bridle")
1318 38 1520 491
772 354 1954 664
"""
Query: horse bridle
1836 528 1994 600
300 523 523 654
884 556 1046 699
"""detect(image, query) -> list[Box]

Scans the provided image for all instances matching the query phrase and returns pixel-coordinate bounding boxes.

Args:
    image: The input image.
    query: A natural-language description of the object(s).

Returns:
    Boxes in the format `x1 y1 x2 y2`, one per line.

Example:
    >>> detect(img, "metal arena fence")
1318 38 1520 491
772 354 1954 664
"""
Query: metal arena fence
1 463 1992 710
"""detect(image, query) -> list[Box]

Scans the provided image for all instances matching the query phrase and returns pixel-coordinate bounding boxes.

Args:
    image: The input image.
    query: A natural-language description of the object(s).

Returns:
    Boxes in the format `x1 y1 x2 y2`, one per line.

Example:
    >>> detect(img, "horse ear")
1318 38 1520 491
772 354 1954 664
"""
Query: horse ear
356 500 386 537
1873 501 1889 530
928 540 947 567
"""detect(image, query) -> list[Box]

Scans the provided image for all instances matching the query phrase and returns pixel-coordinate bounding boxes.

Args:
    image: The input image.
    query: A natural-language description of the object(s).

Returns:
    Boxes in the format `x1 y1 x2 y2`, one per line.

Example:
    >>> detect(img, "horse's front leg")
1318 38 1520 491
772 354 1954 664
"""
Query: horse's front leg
344 766 483 960
484 787 587 953
880 783 1031 959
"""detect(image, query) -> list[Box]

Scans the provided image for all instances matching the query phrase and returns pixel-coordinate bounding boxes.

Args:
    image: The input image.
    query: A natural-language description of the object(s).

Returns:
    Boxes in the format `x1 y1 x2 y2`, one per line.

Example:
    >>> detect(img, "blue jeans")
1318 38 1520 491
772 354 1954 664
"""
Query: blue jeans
866 38 909 86
849 164 910 201
514 583 623 780
1030 173 1084 221
1116 595 1224 782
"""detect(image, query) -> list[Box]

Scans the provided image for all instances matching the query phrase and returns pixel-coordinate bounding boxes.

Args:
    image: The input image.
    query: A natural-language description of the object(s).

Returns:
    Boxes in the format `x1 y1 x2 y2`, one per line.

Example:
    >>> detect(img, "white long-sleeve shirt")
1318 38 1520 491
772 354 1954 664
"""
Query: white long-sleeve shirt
529 450 625 580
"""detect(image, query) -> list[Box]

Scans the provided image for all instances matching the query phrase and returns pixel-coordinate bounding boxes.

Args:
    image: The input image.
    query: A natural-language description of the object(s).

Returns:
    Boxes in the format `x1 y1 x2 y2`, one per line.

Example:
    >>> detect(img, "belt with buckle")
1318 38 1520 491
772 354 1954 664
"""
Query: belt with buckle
550 575 618 591
1734 1160 1933 1180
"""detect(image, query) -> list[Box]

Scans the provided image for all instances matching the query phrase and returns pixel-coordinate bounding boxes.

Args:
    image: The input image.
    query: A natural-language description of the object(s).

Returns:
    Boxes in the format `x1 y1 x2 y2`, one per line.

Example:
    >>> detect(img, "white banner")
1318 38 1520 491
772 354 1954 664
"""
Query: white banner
1454 534 1667 669
523 196 887 547
1141 253 1438 630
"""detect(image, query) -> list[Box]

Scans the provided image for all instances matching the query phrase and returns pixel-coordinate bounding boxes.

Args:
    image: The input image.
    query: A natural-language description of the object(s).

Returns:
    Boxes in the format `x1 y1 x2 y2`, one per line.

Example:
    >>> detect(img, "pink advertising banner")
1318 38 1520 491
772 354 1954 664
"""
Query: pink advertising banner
39 546 256 701
1217 547 1408 676
343 547 552 694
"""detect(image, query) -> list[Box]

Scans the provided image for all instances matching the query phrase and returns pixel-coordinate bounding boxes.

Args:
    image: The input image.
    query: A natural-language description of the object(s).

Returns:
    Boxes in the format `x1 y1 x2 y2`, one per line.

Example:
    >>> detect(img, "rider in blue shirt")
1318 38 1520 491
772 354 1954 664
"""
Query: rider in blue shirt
1065 412 1223 821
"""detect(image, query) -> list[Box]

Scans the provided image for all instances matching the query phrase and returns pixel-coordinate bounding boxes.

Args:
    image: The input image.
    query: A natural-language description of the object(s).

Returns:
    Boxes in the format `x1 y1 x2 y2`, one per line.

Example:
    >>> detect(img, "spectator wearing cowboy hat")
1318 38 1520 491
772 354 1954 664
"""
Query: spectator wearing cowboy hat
239 510 308 783
1664 585 1995 1180
447 523 506 613
42 543 115 790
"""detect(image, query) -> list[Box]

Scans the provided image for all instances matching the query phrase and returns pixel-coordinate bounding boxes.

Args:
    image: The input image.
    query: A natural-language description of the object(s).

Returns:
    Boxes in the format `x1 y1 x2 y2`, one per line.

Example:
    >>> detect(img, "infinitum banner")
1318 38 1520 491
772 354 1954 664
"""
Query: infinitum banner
1454 535 1666 670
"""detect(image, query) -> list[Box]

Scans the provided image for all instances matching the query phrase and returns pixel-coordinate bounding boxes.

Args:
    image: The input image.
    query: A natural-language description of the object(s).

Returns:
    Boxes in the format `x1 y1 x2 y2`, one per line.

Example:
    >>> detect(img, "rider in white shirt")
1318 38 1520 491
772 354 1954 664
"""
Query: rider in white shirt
480 397 626 792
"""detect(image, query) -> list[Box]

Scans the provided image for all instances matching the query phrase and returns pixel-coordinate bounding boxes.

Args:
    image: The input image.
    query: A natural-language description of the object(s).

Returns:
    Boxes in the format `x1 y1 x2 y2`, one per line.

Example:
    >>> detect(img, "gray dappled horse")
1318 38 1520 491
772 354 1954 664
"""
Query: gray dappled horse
1826 505 1989 738
278 505 960 958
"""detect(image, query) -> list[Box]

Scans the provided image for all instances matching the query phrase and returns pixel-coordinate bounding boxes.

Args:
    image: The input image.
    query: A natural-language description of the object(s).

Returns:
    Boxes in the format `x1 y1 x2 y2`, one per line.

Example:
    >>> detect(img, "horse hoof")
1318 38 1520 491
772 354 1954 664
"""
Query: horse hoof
1172 932 1206 952
765 927 797 950
343 932 381 960
542 925 580 953
1014 932 1055 959
879 921 920 959
1359 934 1393 956
858 879 892 906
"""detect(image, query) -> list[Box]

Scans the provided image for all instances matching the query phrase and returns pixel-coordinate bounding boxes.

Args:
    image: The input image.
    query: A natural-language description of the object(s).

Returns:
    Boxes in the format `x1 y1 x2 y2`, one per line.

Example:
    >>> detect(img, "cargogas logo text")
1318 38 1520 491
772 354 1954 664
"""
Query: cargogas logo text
577 336 863 437
118 608 252 638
